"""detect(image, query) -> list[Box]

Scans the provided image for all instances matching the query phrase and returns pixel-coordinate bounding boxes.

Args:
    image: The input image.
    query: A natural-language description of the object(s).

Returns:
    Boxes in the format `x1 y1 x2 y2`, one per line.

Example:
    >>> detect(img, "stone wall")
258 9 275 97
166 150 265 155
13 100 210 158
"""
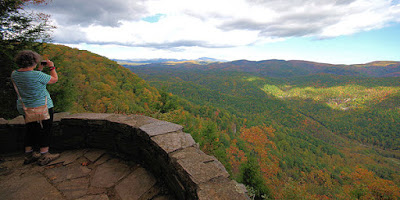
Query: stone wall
0 113 249 200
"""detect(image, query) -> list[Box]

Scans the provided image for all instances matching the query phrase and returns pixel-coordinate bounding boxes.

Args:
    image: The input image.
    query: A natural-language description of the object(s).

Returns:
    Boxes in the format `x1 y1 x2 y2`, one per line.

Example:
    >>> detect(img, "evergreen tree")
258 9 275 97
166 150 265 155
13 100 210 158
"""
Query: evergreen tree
239 155 272 199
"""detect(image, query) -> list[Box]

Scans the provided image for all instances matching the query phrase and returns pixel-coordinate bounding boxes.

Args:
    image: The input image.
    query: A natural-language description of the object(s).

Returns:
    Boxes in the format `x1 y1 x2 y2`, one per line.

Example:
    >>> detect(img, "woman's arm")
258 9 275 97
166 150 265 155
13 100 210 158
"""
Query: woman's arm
46 60 58 84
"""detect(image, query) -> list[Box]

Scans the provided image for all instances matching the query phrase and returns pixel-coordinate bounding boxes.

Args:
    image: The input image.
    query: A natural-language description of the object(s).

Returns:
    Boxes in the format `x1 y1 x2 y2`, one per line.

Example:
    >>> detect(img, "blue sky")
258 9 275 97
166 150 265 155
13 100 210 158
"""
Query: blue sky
31 0 400 64
142 14 166 23
258 24 400 64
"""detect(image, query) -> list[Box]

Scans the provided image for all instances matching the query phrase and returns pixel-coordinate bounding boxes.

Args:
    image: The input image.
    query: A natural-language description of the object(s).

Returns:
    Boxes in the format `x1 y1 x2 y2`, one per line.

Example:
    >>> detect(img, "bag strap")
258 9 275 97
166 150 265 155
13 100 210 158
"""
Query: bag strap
11 71 27 109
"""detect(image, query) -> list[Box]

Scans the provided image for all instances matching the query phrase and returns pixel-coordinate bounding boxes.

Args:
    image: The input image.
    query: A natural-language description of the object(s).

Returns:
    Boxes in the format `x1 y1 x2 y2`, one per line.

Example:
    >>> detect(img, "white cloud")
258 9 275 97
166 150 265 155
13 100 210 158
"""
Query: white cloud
319 0 396 37
30 0 147 26
32 0 400 60
82 13 260 48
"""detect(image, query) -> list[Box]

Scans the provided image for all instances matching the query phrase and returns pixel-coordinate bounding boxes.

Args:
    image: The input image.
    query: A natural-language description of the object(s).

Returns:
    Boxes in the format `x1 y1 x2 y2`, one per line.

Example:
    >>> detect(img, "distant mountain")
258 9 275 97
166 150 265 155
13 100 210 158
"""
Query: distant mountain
196 57 227 62
209 59 400 77
114 57 226 65
124 59 400 77
114 58 187 64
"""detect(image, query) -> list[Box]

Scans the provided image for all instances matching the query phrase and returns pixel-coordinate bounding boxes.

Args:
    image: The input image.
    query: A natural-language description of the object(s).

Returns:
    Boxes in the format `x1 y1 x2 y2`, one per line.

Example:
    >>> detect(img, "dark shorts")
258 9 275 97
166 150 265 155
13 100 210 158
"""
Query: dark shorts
24 108 54 148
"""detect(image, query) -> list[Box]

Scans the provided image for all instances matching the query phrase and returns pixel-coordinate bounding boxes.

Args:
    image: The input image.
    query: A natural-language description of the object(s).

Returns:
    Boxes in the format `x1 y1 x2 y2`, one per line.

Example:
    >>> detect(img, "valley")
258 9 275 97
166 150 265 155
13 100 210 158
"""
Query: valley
126 59 400 199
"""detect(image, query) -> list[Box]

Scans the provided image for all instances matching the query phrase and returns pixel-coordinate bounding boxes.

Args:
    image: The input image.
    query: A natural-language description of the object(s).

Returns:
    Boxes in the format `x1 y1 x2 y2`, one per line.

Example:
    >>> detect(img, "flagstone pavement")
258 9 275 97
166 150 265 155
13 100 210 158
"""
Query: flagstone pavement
0 149 175 200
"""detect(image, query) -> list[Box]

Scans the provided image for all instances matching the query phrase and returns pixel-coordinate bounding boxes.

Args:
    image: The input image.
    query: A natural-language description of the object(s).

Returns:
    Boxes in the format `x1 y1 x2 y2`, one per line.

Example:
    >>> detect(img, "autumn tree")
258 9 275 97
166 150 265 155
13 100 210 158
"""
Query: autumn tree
227 138 247 175
341 167 400 199
239 125 280 183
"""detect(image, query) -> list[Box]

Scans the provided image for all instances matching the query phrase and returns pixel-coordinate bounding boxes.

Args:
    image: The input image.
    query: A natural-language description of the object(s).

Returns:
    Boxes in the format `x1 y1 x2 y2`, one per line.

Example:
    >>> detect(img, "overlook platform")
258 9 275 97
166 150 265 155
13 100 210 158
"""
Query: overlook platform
0 149 173 200
0 113 249 200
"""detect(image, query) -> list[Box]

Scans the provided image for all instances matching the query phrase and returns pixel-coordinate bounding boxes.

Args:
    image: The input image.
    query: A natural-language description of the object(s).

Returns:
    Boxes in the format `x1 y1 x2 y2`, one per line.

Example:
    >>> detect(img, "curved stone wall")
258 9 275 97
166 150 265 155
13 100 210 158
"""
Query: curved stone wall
0 113 249 200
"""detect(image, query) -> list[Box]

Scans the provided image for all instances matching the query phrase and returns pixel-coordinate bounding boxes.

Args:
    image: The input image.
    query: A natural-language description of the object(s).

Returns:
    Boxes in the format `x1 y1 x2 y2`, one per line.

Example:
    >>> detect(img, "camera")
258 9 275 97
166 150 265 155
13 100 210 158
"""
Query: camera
41 61 47 66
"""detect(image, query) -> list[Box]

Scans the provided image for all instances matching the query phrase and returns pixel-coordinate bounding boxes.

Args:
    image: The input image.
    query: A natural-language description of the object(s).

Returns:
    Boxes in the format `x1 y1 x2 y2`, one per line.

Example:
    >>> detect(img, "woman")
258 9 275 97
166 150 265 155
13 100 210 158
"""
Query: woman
11 50 60 165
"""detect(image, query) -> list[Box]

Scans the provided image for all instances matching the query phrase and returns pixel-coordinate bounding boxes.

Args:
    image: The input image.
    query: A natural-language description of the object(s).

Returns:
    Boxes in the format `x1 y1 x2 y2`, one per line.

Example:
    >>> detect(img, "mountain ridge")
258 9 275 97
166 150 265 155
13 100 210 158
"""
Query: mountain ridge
114 57 227 65
124 59 400 77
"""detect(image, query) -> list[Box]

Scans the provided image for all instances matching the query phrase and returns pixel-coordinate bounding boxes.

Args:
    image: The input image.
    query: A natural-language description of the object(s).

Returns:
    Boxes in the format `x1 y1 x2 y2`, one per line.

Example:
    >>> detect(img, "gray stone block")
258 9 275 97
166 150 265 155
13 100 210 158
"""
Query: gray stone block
140 121 183 137
55 177 89 199
106 114 138 129
61 118 88 126
129 115 160 127
115 167 157 200
115 130 137 155
87 126 114 150
8 115 25 125
171 147 230 186
151 132 196 154
0 118 8 125
87 120 108 126
48 149 86 166
55 121 88 149
63 113 115 120
164 173 187 200
0 173 64 200
84 149 106 162
44 163 91 183
90 159 130 188
197 177 250 200
139 145 169 177
53 112 71 122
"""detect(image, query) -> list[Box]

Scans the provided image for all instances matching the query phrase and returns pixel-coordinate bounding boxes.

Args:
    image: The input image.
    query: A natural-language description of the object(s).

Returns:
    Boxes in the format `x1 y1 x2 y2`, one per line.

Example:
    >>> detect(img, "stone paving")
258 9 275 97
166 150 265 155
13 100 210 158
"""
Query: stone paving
0 149 175 200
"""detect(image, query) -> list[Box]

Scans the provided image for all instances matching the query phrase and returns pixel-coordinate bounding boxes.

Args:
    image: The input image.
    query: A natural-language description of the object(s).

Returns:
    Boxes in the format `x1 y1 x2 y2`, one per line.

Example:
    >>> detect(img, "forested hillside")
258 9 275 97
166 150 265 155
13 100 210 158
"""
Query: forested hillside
38 44 163 114
4 43 399 199
127 60 400 199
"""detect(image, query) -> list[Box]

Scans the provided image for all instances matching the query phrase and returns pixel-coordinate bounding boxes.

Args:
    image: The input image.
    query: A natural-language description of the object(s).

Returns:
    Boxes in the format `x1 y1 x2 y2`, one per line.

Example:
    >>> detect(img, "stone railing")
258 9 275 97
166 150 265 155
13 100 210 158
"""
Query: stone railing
0 113 249 200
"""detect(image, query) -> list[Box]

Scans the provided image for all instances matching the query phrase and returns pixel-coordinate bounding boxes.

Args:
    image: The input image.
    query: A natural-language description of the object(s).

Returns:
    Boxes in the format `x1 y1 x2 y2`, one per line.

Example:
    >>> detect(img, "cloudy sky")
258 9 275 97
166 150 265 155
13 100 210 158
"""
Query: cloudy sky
29 0 400 64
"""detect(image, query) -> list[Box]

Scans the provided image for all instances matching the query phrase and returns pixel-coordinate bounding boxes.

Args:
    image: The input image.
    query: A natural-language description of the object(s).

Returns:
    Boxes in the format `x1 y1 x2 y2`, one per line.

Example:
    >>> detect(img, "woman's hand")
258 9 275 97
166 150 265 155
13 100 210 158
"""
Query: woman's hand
46 60 55 68
38 60 54 71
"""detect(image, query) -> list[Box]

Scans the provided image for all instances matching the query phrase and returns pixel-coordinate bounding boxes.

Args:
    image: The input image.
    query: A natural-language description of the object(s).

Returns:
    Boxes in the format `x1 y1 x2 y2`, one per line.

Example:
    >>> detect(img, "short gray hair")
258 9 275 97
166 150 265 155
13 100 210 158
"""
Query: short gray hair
15 50 41 68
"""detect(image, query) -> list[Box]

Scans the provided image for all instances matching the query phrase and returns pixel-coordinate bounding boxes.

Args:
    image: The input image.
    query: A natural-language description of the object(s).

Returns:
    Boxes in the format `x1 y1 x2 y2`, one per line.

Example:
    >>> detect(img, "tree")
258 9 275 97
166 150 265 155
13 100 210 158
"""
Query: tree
157 89 178 113
1 0 54 118
239 155 272 199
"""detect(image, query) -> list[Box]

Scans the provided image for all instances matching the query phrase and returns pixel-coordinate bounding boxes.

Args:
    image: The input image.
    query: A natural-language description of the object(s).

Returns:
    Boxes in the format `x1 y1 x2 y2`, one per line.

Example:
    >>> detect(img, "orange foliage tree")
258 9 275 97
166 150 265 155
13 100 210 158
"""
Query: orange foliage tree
239 125 280 186
341 167 400 199
226 139 247 175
